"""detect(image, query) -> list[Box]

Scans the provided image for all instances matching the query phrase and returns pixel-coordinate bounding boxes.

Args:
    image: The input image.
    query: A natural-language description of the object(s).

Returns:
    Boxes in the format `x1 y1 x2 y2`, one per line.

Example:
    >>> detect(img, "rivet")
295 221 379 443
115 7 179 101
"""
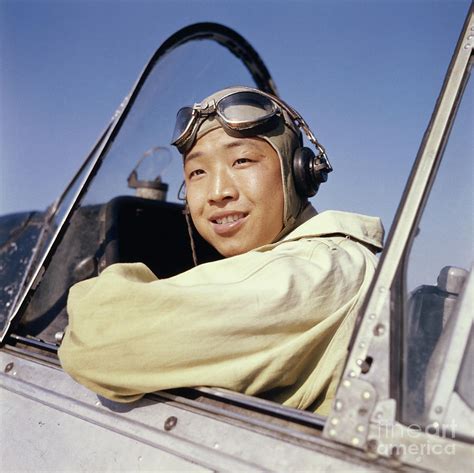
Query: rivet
375 411 383 420
368 313 376 321
465 43 471 49
356 359 363 366
349 370 357 378
362 391 371 400
4 362 14 373
342 379 351 388
435 406 443 414
379 286 386 293
12 371 17 376
374 323 385 336
357 424 365 433
331 417 339 426
432 421 440 429
164 416 178 431
352 437 360 446
214 442 220 449
335 399 344 411
328 428 337 437
359 341 366 349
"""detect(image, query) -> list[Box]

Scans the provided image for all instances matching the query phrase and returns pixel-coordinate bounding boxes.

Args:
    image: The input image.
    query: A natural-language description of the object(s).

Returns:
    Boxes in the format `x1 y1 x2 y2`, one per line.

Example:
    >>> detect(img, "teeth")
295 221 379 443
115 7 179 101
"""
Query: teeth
215 213 243 224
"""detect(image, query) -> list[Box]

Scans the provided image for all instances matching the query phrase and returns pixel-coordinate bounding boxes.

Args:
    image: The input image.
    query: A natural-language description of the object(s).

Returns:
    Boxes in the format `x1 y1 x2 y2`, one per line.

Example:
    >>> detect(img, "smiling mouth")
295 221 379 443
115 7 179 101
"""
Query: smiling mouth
211 212 247 225
210 212 248 235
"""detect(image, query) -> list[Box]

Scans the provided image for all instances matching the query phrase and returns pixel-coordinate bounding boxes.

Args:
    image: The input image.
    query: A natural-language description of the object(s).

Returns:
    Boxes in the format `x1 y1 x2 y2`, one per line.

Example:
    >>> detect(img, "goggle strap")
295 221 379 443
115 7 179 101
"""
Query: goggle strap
263 91 332 172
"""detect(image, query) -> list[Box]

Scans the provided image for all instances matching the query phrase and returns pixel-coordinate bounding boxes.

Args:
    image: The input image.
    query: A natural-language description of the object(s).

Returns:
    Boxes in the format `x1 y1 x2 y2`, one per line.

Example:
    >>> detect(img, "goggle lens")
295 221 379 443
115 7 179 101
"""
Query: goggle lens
217 91 277 128
171 106 194 145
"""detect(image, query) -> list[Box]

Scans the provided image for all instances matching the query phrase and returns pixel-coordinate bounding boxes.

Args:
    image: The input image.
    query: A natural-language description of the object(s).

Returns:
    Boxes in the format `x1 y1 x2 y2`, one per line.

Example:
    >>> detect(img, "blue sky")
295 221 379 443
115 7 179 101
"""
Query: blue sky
1 0 472 287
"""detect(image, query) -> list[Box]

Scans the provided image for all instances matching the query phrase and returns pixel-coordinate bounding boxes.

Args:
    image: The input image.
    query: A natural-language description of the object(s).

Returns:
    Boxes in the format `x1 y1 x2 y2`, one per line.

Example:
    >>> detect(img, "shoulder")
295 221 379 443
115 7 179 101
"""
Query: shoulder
282 210 384 251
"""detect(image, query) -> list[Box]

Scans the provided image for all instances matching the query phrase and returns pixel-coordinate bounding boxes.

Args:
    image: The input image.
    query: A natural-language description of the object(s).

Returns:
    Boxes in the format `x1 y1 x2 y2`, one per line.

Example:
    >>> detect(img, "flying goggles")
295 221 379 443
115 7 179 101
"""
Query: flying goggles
171 88 332 175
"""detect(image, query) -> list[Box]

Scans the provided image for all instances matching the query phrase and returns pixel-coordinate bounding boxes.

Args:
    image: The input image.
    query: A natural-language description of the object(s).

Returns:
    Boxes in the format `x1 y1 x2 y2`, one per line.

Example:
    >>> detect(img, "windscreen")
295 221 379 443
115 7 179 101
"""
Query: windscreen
401 72 473 426
85 40 257 207
6 35 265 343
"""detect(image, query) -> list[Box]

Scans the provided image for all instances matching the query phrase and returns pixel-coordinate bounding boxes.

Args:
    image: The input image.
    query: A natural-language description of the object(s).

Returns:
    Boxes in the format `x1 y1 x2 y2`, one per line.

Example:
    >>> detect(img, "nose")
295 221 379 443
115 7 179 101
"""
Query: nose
208 166 238 204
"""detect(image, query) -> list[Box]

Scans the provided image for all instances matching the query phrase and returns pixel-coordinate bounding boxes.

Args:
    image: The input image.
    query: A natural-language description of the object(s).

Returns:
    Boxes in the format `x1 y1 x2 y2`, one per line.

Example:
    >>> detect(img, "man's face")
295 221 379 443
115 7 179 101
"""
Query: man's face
184 128 285 257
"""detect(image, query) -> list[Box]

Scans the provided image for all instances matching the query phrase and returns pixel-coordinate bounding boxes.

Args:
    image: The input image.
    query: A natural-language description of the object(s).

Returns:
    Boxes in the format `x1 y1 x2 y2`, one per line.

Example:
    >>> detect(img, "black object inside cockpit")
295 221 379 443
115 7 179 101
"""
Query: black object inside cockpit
17 196 221 342
101 196 221 278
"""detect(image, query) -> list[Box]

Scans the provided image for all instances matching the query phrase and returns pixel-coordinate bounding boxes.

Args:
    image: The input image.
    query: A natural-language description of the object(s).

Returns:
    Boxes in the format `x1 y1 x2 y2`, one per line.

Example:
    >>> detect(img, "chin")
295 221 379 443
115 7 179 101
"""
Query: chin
211 240 250 258
216 246 245 258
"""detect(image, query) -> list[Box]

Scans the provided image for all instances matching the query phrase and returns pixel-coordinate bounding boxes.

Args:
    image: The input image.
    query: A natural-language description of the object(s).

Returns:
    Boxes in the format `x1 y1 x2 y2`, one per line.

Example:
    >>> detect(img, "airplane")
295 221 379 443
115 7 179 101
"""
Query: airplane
1 8 472 471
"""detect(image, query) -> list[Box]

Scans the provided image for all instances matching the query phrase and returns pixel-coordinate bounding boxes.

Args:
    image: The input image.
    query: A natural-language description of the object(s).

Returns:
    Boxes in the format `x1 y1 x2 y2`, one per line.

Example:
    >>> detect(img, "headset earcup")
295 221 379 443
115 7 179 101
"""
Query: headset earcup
293 147 319 198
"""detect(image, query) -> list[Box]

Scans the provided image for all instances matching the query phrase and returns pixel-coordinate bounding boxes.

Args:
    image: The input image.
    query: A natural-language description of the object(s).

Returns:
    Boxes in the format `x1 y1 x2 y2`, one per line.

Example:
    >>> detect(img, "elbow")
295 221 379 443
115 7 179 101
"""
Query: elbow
58 333 144 404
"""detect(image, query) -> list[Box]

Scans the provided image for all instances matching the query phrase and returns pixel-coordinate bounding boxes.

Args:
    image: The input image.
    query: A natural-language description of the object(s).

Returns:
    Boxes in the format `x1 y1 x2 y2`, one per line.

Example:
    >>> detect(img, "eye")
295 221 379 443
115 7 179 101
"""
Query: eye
188 168 205 179
233 157 253 166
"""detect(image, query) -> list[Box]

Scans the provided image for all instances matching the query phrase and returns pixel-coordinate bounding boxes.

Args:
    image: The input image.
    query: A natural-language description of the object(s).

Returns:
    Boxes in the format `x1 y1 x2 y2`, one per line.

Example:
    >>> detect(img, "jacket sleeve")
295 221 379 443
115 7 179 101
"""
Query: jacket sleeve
58 237 375 410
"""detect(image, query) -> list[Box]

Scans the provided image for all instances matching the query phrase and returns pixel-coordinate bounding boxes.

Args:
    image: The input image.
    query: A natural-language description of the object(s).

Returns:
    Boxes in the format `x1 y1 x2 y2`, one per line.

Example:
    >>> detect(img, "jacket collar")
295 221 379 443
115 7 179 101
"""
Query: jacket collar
281 210 384 251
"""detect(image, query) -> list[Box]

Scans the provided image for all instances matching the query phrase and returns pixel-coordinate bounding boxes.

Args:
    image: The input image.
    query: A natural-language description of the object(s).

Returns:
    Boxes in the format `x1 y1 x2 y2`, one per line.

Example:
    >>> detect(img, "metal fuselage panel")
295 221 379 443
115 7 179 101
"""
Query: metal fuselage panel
0 350 403 472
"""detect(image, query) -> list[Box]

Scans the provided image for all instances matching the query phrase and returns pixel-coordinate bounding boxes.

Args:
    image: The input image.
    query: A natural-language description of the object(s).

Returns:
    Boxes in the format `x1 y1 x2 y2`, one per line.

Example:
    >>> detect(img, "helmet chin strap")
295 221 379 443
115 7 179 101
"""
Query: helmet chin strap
178 182 199 267
183 203 199 267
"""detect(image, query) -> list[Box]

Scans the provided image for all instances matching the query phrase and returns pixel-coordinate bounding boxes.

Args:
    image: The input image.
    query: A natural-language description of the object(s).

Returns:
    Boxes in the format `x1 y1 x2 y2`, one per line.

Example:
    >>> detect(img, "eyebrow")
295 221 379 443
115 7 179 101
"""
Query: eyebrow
184 140 253 163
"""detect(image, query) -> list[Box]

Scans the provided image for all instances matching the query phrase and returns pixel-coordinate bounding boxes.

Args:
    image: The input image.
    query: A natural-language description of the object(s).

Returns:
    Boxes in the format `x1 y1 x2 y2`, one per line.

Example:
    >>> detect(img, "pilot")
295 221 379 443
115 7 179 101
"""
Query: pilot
59 86 384 415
